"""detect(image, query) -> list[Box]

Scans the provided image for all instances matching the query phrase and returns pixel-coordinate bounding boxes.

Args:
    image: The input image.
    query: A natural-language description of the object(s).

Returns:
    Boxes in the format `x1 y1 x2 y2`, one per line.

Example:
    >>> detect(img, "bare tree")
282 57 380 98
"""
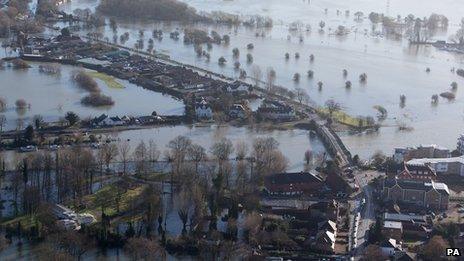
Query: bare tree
250 65 262 87
167 135 192 182
294 87 309 104
0 114 5 132
325 99 341 117
252 137 288 178
124 237 163 260
148 139 160 169
134 140 148 175
235 141 248 160
187 143 207 175
266 67 276 92
210 138 234 175
102 143 118 170
118 141 131 175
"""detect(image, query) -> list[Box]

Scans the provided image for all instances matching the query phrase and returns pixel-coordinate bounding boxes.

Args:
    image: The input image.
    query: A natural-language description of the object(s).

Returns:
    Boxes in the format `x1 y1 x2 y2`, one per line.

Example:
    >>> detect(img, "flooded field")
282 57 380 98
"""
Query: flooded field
52 0 464 157
104 124 327 171
0 63 184 131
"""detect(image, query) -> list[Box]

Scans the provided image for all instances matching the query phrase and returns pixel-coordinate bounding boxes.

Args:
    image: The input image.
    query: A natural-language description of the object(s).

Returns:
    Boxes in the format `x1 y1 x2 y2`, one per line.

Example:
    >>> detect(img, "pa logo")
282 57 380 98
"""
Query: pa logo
446 248 462 257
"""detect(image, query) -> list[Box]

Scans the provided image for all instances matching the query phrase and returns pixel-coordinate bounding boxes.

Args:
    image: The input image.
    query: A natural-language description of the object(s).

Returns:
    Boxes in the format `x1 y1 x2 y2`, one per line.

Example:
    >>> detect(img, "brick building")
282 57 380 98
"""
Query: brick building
382 178 449 210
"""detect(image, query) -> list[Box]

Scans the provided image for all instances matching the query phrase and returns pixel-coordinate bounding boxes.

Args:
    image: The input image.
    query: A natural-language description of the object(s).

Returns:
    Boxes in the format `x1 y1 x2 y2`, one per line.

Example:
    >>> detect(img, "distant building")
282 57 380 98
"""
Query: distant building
257 100 295 121
263 172 324 197
226 81 251 95
102 116 125 126
382 179 449 210
195 98 213 120
393 144 450 164
406 156 464 176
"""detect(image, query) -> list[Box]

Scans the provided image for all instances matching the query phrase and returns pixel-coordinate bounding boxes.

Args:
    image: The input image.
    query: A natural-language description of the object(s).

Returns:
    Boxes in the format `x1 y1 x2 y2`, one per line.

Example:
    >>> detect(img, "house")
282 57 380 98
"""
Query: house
195 98 213 120
91 114 108 126
229 104 246 119
137 115 163 125
313 230 336 253
402 221 429 238
382 178 449 210
257 100 295 121
380 238 402 257
382 221 403 240
102 116 125 126
226 81 251 94
406 156 464 176
263 172 324 197
318 219 337 234
309 200 339 221
391 162 437 181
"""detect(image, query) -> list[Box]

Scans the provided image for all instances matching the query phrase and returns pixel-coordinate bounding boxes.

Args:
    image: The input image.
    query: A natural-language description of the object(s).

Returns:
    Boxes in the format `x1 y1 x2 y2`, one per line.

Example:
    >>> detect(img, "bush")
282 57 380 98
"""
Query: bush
81 93 115 107
72 71 100 92
15 99 28 109
39 64 61 75
11 59 30 69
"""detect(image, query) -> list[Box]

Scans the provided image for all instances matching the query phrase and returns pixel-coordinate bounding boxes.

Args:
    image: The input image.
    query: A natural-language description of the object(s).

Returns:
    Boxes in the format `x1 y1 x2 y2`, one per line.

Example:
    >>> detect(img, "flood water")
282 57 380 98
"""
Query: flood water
0 63 184 131
104 124 327 172
52 0 464 158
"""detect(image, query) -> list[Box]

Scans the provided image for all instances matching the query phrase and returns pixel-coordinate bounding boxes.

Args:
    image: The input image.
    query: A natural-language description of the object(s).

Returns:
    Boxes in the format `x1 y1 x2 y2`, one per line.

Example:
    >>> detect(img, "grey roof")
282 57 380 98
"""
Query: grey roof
383 221 403 230
265 172 323 185
384 178 449 195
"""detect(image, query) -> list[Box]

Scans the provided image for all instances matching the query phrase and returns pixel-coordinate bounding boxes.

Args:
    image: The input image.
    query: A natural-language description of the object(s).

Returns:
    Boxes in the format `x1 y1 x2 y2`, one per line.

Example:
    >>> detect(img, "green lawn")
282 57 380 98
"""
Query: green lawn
82 182 146 218
88 71 125 89
317 108 375 128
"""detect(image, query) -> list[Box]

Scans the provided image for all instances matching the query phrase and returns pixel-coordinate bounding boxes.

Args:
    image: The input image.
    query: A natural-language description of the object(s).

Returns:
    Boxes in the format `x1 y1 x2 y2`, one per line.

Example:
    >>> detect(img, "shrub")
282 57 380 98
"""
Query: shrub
11 59 30 69
72 71 100 92
15 99 28 109
81 93 115 107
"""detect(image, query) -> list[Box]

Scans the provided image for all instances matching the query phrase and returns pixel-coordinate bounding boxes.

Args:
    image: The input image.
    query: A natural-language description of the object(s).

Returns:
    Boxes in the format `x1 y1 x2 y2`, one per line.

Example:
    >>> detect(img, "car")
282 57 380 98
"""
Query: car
19 145 38 152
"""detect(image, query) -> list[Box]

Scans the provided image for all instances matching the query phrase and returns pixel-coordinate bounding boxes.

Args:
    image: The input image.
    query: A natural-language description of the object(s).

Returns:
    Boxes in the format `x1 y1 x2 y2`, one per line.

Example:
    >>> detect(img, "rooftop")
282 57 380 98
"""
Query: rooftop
383 220 403 229
384 178 449 195
407 156 464 165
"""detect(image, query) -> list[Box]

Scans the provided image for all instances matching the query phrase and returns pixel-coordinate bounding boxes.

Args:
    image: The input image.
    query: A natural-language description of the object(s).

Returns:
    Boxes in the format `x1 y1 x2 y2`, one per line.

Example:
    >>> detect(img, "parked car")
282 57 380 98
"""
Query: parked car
19 145 37 152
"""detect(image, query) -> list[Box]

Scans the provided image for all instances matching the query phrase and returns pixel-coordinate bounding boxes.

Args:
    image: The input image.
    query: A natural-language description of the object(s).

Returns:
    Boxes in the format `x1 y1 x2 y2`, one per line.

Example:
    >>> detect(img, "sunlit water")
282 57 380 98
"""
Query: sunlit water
50 0 464 158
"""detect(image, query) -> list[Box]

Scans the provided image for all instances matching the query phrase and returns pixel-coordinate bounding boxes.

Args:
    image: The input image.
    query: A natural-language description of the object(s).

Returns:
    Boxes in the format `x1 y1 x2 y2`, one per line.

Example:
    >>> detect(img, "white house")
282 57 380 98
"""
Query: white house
102 116 125 126
195 98 213 120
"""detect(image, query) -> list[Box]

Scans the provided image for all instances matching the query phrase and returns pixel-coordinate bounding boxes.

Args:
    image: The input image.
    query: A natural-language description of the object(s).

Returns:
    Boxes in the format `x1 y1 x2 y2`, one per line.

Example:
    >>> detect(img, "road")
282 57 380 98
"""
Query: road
350 170 381 260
